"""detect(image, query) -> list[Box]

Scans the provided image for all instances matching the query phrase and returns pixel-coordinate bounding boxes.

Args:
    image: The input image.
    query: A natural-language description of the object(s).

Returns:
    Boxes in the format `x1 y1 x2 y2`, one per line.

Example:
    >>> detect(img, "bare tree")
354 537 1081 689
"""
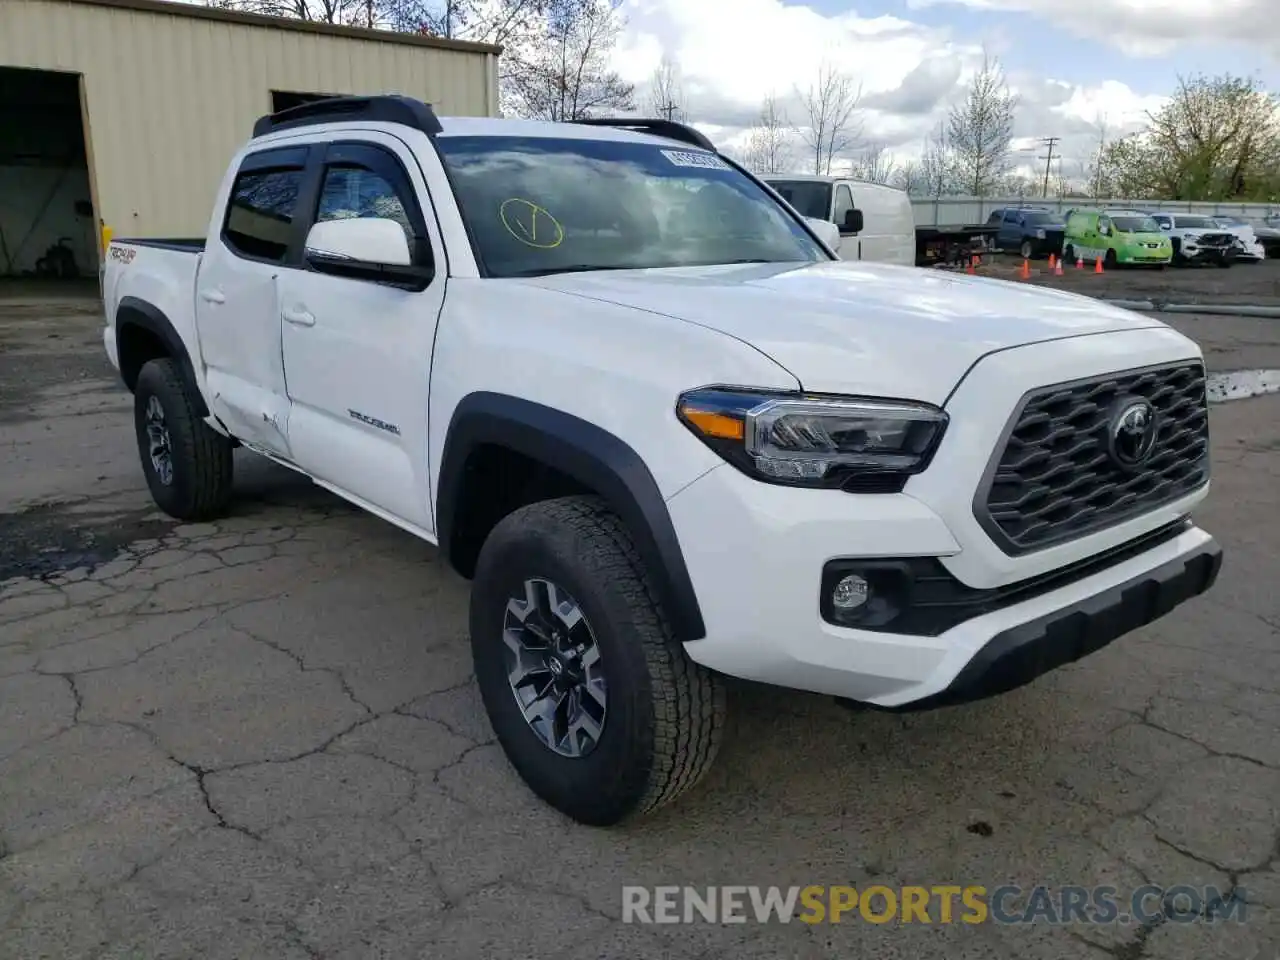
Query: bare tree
946 51 1018 196
207 0 364 22
649 54 687 122
741 93 793 175
896 121 955 197
503 0 635 121
1082 115 1110 198
852 142 896 184
797 63 863 176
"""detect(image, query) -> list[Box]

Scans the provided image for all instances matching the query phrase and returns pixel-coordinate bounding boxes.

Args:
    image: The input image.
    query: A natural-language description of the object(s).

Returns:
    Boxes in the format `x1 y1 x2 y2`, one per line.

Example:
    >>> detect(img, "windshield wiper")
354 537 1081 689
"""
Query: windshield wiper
505 264 636 278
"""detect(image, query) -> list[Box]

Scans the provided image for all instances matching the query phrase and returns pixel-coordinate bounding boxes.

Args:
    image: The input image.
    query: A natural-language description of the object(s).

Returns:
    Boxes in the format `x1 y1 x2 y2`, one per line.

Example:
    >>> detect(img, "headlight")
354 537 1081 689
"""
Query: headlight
1035 229 1046 239
675 387 948 492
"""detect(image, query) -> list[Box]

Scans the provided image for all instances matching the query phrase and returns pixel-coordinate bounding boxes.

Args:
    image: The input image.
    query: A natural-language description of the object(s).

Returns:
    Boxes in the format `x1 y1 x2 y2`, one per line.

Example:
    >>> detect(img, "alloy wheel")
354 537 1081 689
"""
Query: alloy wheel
145 395 174 486
503 577 607 758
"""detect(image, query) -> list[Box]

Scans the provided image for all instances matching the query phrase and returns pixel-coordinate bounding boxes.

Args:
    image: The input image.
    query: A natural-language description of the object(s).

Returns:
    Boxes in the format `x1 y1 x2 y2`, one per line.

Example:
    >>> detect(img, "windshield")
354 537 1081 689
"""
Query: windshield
1112 216 1161 233
1021 211 1059 225
1177 215 1215 229
761 180 833 220
433 136 828 277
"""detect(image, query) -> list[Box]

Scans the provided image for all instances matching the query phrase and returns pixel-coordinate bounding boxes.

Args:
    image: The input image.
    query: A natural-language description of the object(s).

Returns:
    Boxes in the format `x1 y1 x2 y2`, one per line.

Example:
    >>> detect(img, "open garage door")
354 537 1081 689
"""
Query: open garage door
0 66 97 290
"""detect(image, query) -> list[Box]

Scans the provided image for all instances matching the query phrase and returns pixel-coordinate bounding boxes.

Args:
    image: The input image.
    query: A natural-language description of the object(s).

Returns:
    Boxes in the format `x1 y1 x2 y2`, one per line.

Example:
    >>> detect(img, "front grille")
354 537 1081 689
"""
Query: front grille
1200 233 1232 247
976 363 1210 555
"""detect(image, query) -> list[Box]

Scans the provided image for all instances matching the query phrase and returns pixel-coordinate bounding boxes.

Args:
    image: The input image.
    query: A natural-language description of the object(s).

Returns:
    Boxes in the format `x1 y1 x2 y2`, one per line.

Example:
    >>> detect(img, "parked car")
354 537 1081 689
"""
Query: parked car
1148 213 1236 267
986 206 1065 259
762 174 916 265
1246 218 1280 258
100 96 1222 826
1063 208 1172 268
1207 216 1266 261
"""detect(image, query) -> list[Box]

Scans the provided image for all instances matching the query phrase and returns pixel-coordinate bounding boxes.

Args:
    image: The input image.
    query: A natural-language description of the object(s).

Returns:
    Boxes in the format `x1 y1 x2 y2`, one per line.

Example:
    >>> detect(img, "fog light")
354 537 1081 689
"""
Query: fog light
831 574 870 611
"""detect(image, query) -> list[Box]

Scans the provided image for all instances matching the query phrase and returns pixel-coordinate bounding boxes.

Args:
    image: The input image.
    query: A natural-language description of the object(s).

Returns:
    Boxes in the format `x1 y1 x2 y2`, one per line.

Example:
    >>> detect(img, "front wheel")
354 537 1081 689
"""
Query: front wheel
133 358 234 521
469 495 727 826
1104 248 1117 269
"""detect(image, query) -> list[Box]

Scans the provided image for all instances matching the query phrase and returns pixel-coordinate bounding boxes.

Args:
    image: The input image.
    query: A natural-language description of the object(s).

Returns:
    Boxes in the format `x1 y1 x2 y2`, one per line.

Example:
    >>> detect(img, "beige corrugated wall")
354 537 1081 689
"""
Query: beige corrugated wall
0 0 499 246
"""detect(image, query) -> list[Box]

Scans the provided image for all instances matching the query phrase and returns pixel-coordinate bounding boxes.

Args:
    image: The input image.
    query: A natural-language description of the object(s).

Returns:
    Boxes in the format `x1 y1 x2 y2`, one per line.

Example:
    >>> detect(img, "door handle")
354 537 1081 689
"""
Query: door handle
199 289 225 305
282 307 315 327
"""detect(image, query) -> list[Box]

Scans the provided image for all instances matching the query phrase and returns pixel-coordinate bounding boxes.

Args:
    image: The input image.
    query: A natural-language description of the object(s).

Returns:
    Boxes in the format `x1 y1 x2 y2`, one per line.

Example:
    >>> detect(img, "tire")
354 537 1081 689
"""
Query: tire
1019 240 1033 260
133 357 234 521
1218 257 1233 269
1063 244 1075 263
1104 248 1117 269
469 495 727 826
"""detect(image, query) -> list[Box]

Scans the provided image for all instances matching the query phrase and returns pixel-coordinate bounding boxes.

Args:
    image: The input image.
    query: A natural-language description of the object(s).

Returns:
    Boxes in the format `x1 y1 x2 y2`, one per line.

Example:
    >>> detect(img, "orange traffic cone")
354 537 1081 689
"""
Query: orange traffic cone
1048 253 1056 269
1054 258 1064 276
1094 257 1104 274
1076 257 1084 269
1019 258 1031 279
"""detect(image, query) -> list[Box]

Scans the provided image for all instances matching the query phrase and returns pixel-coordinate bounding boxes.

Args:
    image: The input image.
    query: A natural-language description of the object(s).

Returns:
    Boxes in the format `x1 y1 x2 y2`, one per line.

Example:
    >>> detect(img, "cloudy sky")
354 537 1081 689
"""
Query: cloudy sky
610 0 1279 180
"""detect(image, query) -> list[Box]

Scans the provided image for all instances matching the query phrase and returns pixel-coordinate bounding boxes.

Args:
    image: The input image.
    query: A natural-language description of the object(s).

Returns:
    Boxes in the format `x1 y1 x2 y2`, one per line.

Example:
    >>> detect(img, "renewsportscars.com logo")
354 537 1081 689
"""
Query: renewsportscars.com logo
622 885 1248 926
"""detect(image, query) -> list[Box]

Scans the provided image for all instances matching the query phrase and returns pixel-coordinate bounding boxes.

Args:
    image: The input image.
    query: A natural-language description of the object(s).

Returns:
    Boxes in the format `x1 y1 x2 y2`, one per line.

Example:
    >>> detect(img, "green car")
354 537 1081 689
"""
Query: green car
1063 208 1172 268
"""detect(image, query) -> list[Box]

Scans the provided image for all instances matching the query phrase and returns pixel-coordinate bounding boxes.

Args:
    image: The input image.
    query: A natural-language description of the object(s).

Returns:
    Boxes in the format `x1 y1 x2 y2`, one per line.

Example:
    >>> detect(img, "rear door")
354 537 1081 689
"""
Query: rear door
194 145 316 458
276 134 447 532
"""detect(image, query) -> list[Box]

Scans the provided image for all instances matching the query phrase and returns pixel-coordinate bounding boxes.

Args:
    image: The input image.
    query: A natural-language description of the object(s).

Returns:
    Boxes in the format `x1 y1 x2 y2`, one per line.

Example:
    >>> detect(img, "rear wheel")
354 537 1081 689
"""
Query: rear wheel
133 358 234 521
469 495 727 826
1063 243 1075 263
1019 239 1034 260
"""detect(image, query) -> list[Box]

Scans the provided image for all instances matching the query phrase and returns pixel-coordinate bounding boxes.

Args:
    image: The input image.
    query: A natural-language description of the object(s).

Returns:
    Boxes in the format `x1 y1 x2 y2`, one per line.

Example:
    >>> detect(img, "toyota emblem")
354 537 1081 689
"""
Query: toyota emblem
1107 397 1159 468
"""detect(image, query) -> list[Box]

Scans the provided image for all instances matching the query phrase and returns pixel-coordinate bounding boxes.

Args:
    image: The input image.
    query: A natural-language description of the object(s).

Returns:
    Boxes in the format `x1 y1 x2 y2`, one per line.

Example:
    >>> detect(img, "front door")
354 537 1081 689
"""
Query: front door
832 182 860 259
277 135 447 532
194 145 314 459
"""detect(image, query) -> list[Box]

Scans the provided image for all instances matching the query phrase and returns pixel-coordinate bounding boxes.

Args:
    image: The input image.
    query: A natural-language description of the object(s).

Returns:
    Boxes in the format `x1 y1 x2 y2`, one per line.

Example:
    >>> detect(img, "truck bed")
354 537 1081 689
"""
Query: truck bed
111 237 205 253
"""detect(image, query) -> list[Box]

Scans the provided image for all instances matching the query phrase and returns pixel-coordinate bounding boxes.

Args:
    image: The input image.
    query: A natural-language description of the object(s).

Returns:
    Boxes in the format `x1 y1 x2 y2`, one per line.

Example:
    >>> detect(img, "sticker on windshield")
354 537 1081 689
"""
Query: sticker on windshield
499 198 564 249
660 149 730 170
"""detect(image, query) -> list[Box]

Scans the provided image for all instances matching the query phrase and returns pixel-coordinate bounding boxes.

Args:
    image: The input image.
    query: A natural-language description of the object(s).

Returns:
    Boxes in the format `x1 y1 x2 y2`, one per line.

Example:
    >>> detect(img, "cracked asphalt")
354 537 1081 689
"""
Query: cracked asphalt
2 285 1280 960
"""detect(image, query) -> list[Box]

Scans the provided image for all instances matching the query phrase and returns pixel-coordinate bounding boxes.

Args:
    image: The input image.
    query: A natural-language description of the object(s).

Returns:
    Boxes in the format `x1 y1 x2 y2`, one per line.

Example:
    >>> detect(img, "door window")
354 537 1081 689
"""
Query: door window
222 163 306 263
303 143 433 279
832 184 855 231
316 166 415 244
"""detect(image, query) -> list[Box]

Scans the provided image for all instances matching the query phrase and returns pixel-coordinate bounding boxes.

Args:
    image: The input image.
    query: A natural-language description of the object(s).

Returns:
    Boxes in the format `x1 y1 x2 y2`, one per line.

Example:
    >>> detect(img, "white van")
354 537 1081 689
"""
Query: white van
762 174 916 265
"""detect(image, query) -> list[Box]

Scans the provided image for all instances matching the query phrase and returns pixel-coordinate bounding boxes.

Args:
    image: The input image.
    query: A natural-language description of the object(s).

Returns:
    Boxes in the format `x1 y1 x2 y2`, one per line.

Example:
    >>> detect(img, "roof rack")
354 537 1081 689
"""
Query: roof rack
252 94 443 139
568 117 717 153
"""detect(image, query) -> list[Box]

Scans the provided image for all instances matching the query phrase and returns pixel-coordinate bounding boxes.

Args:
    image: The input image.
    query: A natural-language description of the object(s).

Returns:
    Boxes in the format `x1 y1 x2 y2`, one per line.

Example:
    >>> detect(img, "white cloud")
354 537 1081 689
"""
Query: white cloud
613 0 1171 176
904 0 1271 57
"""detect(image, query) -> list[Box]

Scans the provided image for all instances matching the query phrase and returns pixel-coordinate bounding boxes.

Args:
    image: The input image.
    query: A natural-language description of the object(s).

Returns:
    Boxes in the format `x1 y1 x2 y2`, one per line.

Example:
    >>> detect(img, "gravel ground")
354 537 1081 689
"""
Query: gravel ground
970 254 1280 306
2 283 1279 960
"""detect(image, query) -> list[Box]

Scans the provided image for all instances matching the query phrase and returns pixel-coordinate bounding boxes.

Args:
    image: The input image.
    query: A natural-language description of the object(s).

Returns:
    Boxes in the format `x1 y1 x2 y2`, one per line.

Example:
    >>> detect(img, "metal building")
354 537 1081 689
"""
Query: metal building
0 0 500 282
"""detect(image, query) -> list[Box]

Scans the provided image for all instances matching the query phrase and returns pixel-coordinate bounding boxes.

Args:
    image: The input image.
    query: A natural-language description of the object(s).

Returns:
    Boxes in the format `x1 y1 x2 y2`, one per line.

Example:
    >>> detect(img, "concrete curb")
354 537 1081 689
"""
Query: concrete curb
1100 298 1280 318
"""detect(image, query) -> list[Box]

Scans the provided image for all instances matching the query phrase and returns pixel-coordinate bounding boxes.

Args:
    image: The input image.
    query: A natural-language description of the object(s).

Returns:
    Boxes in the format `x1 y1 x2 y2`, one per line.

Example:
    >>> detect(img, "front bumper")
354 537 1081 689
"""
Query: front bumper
1178 243 1233 264
884 534 1221 710
668 460 1218 708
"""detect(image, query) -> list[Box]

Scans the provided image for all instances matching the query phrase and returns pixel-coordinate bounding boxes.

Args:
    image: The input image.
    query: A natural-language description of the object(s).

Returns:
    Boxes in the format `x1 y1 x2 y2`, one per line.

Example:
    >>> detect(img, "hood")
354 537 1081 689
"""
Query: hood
518 261 1168 405
1117 230 1168 243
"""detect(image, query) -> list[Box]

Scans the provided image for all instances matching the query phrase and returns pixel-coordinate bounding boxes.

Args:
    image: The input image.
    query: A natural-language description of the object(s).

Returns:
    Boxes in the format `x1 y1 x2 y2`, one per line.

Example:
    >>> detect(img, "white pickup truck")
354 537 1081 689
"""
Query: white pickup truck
101 95 1222 827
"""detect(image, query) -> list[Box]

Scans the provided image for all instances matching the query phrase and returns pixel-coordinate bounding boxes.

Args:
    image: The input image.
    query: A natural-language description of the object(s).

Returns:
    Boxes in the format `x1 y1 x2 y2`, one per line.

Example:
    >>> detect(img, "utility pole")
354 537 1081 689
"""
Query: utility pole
1037 136 1060 198
655 99 680 122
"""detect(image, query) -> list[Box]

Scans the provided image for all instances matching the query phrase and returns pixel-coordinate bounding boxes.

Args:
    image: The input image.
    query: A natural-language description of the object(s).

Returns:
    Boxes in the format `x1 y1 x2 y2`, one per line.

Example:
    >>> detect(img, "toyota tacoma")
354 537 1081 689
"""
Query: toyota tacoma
100 96 1222 826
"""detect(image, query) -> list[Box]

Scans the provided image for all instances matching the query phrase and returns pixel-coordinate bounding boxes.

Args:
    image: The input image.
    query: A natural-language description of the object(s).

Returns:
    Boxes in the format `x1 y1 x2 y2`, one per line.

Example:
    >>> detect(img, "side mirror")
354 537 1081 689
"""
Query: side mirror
842 208 864 235
805 217 841 252
304 217 432 289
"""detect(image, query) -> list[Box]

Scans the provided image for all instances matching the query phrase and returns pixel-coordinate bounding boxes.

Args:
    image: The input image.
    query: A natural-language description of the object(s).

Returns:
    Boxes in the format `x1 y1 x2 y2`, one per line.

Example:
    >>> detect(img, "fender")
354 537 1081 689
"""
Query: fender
115 296 208 417
437 392 707 644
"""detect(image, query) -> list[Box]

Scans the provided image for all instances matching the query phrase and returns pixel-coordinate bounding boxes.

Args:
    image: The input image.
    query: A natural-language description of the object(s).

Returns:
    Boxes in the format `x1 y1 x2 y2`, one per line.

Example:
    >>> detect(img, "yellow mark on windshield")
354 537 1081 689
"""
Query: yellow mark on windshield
500 198 564 249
